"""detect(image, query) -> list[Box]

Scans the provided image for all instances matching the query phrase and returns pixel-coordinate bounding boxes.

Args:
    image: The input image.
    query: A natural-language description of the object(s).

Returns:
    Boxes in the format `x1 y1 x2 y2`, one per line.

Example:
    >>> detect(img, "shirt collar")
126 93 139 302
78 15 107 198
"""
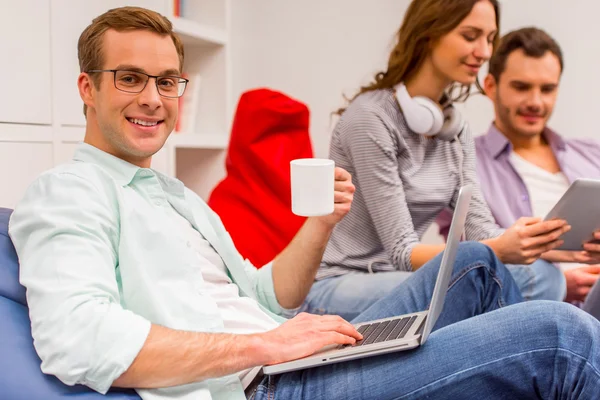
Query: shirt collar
543 126 567 152
483 123 511 159
483 123 566 159
72 142 185 197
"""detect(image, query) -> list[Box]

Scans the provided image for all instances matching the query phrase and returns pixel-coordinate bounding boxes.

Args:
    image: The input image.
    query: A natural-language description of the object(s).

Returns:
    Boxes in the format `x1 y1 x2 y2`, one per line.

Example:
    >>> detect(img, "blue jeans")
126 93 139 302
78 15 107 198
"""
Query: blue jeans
506 259 566 301
303 251 566 321
252 243 600 399
300 271 412 320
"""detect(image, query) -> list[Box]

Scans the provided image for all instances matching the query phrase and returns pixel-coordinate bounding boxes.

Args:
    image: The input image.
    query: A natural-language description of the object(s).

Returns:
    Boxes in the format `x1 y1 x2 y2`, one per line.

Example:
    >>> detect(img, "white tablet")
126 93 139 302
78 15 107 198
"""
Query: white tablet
544 178 600 250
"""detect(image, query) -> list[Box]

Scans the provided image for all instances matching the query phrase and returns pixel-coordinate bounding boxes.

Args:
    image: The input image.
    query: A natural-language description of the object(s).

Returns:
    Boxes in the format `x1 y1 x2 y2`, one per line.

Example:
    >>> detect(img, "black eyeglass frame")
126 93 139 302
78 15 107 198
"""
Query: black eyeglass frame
86 69 189 98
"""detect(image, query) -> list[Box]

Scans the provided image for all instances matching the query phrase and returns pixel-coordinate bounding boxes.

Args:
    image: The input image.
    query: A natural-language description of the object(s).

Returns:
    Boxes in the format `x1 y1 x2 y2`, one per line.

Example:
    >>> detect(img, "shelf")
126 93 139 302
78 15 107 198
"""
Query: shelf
171 17 227 47
56 128 228 149
0 123 53 143
59 126 85 143
167 133 228 149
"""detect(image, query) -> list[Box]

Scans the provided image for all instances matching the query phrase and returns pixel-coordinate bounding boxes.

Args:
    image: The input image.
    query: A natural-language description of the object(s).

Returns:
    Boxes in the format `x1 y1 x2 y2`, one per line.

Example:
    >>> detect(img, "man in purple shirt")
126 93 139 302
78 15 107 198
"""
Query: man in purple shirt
438 27 600 306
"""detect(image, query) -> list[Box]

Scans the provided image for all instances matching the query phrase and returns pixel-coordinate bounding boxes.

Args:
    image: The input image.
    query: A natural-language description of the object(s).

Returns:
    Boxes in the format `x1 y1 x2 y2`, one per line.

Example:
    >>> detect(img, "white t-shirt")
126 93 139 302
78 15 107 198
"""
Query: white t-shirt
164 205 279 388
509 152 577 270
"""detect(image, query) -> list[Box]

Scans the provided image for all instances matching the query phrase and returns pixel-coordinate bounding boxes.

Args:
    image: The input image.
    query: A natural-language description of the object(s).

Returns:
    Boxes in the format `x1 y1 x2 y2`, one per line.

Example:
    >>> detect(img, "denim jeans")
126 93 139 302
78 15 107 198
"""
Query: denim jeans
506 258 566 301
303 250 566 321
252 243 600 399
300 270 412 320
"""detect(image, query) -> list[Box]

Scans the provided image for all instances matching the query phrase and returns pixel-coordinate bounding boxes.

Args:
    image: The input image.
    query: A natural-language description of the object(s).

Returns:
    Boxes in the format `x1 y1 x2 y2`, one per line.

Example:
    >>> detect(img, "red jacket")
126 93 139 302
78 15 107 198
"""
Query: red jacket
208 88 313 267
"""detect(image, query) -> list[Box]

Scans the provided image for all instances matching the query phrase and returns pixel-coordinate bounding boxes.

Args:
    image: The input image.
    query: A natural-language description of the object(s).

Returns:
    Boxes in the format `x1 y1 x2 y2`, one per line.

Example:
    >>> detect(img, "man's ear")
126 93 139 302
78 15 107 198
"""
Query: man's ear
77 72 96 112
483 74 497 100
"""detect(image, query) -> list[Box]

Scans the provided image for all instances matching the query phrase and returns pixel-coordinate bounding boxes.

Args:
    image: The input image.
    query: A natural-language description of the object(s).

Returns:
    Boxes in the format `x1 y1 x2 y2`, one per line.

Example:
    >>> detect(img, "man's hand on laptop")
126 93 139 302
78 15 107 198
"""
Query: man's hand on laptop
256 313 363 366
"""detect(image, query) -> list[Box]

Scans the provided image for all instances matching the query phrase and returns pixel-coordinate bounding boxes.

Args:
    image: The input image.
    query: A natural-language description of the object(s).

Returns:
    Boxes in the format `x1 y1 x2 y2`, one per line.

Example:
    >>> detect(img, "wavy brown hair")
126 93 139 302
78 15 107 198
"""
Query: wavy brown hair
337 0 500 114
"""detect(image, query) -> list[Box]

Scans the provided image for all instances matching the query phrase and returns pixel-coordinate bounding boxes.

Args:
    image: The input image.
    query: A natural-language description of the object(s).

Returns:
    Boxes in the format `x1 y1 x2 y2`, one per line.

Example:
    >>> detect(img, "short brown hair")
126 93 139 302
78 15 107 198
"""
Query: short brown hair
77 6 184 116
489 27 563 82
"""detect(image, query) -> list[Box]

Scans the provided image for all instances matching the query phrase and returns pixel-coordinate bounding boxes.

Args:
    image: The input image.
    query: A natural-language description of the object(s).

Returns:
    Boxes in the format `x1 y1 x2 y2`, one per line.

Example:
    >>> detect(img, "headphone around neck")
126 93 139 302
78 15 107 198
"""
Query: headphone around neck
394 83 465 142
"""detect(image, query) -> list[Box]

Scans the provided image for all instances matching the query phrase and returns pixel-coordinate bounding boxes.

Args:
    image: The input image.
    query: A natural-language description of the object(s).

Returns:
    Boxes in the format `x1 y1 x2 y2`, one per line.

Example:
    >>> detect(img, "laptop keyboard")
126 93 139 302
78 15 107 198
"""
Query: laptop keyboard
340 315 418 349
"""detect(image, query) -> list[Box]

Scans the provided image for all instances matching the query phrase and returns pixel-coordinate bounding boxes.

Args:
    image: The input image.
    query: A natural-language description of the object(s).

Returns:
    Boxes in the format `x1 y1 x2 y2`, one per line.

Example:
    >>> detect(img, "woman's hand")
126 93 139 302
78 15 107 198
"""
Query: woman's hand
488 217 570 264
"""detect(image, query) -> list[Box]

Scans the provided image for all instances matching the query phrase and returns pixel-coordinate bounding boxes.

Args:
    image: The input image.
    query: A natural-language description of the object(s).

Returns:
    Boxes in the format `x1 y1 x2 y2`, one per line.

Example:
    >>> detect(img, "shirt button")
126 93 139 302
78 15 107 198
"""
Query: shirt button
187 241 192 248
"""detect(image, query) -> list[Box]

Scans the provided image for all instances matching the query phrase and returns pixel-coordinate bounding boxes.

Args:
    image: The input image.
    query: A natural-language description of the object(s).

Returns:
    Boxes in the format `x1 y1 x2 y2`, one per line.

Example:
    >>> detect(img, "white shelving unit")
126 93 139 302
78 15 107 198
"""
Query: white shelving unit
163 0 232 199
171 16 227 46
0 0 232 208
168 133 229 149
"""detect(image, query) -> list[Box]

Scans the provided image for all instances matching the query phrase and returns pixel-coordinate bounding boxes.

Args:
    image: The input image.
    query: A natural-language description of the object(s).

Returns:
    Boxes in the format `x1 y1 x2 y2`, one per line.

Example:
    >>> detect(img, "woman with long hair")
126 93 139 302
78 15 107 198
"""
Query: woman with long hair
301 0 595 320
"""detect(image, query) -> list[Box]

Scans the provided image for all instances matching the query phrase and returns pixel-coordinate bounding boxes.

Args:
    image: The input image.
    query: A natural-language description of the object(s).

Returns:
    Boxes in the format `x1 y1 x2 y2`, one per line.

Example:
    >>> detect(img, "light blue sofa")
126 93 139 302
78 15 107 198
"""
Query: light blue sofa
0 207 141 399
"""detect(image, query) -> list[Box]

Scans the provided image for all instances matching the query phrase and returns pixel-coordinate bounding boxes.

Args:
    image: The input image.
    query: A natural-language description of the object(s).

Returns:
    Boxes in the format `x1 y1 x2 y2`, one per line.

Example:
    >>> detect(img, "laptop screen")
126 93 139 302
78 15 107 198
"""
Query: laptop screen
420 185 472 344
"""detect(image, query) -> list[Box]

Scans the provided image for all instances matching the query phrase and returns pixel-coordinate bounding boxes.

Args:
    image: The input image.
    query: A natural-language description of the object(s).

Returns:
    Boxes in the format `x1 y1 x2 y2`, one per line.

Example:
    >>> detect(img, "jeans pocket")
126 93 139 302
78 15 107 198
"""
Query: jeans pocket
250 376 278 400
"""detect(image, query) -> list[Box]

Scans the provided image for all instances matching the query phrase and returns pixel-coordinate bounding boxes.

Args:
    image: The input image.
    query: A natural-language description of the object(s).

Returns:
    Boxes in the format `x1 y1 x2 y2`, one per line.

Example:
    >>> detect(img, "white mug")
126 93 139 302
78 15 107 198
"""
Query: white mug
290 158 335 216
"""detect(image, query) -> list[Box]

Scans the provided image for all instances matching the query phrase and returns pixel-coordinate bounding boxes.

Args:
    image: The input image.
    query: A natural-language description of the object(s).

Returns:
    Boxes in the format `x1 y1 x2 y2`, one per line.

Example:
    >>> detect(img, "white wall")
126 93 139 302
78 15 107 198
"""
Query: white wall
231 0 600 243
231 0 410 158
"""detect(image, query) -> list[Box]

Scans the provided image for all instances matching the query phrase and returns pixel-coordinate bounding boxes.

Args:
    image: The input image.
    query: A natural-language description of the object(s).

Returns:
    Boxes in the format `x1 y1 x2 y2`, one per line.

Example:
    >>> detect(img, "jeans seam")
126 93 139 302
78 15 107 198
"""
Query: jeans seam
447 262 490 289
523 265 535 301
493 275 506 308
446 261 507 309
268 376 275 400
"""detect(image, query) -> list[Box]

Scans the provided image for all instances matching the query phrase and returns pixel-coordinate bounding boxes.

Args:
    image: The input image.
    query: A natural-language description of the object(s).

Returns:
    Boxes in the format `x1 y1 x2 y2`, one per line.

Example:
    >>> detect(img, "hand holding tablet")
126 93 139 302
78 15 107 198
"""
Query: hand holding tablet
582 230 600 257
544 179 600 251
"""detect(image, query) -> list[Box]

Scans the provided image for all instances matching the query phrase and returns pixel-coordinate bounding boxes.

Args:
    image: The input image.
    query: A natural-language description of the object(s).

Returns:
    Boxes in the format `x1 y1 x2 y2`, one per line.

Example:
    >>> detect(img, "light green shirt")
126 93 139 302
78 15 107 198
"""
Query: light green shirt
9 143 287 400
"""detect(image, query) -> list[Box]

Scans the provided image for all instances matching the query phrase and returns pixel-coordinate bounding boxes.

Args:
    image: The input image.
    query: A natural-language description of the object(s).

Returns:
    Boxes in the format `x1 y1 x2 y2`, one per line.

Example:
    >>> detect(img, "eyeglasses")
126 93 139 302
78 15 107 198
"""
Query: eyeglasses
86 69 189 98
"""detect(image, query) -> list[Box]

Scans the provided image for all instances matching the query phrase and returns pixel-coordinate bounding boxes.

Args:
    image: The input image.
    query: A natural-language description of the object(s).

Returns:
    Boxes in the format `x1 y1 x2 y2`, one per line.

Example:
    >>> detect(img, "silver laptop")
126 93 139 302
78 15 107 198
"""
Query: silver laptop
262 185 473 375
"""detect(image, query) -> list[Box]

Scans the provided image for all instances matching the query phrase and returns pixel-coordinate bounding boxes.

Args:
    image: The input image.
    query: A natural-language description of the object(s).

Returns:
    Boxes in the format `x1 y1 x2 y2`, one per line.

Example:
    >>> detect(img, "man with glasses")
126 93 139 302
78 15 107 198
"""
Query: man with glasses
9 6 600 400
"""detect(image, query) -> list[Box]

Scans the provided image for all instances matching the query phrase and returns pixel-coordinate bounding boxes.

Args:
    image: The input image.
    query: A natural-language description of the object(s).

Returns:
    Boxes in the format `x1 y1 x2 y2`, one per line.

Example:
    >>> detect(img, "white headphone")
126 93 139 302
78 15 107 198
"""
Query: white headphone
394 83 465 141
395 82 467 226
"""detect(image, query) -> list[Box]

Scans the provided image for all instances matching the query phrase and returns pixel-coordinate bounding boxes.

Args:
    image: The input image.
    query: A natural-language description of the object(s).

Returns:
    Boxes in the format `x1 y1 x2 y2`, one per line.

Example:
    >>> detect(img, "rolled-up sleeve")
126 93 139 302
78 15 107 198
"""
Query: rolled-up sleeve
244 260 297 318
8 172 150 394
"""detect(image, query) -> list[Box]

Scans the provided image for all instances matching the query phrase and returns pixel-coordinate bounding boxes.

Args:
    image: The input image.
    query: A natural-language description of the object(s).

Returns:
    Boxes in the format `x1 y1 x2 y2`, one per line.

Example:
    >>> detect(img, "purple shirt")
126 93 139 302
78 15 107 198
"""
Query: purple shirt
437 124 600 236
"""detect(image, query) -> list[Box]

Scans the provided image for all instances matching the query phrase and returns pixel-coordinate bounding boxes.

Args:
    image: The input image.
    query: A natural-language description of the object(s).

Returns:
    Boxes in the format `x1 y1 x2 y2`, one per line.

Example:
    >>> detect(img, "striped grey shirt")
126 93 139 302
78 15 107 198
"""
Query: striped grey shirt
317 89 503 280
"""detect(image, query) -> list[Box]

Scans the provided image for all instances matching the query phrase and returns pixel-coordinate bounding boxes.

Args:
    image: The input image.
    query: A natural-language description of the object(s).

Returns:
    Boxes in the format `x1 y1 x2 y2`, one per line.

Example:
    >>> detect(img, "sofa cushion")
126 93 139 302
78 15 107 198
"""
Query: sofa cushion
0 208 26 305
0 296 141 399
0 208 140 399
